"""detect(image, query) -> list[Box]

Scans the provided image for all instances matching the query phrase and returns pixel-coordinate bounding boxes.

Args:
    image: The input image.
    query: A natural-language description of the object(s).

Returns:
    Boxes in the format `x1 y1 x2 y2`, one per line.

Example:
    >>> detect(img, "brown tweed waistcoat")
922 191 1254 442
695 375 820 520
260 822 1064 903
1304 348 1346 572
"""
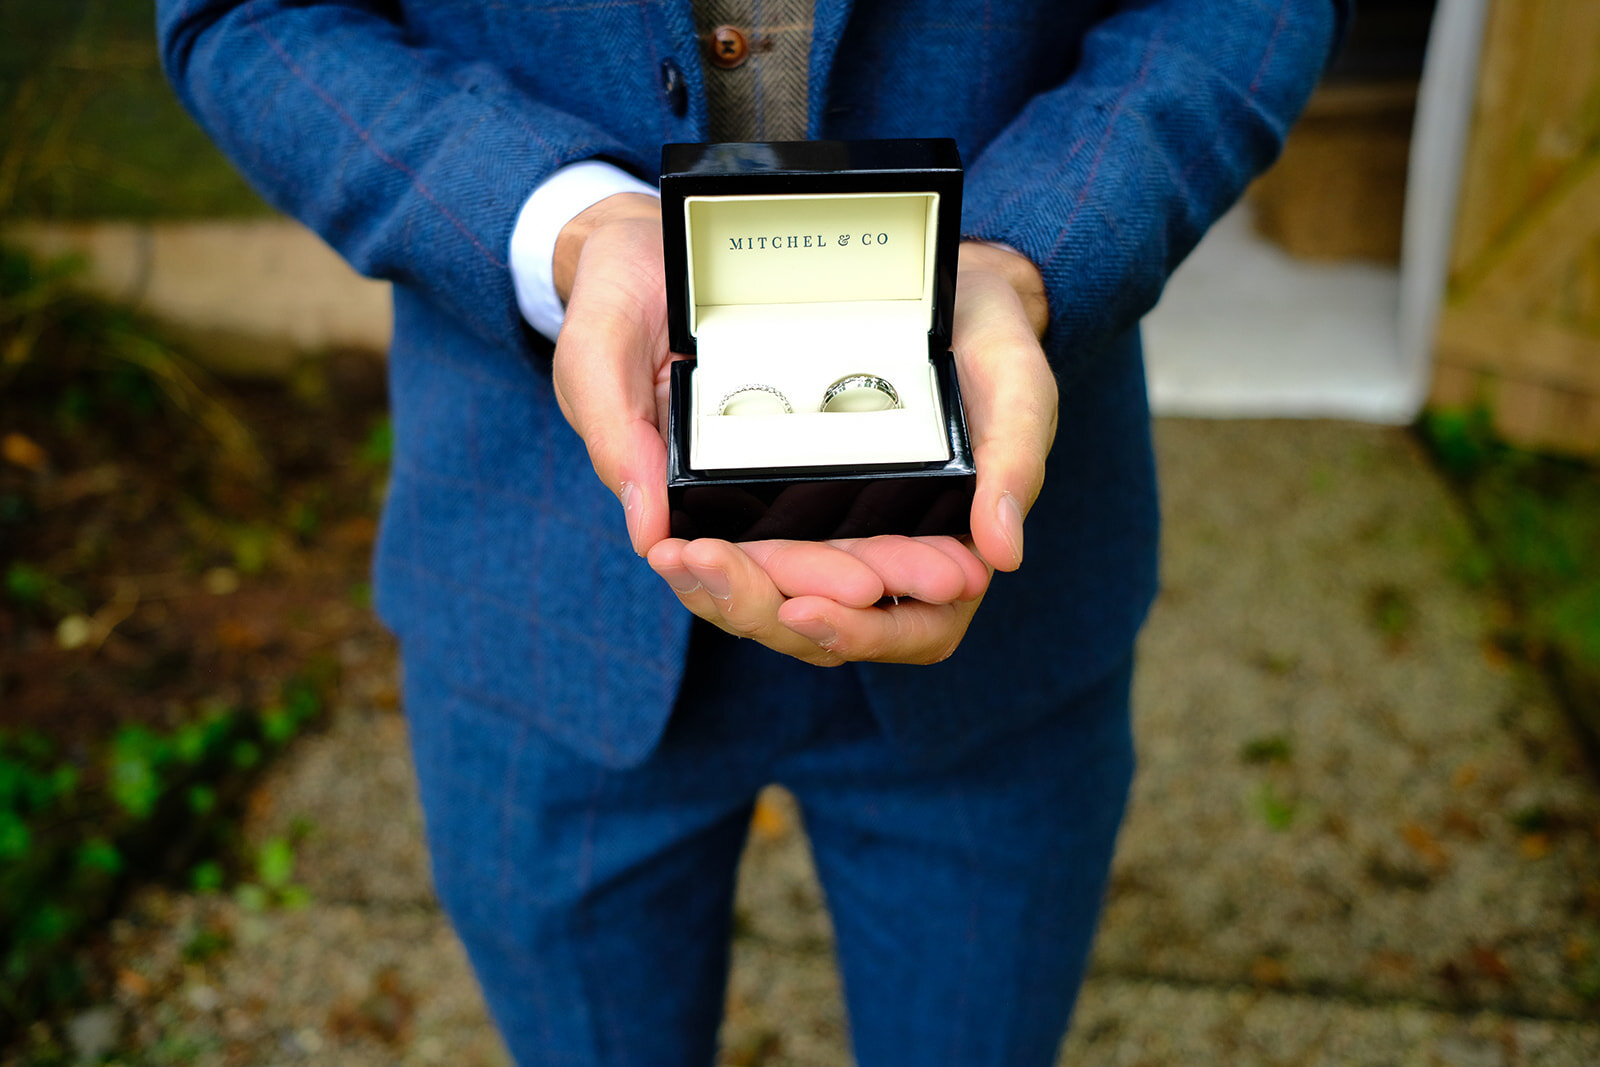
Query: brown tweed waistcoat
693 0 815 141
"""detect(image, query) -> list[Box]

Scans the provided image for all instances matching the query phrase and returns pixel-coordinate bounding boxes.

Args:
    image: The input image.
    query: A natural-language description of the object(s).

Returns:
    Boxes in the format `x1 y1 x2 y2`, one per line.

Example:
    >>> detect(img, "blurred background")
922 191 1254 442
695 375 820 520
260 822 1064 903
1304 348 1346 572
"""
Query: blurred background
2 1 1598 1064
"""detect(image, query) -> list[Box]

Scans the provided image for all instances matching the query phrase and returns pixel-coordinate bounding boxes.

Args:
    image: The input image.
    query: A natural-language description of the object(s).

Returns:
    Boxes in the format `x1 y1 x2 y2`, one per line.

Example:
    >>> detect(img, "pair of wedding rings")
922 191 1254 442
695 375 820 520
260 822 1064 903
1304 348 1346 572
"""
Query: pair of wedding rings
717 374 901 416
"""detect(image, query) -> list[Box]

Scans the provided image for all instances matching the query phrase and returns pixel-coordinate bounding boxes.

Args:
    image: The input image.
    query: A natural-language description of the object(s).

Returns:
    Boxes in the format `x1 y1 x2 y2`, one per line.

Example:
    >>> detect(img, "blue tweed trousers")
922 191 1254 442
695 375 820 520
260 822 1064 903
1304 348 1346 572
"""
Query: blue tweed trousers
404 622 1135 1066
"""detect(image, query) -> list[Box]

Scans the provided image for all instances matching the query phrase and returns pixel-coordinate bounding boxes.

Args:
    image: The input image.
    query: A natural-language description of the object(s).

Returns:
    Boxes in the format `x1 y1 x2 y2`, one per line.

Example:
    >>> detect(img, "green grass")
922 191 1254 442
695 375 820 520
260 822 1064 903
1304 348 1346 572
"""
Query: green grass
1423 409 1600 736
0 0 267 218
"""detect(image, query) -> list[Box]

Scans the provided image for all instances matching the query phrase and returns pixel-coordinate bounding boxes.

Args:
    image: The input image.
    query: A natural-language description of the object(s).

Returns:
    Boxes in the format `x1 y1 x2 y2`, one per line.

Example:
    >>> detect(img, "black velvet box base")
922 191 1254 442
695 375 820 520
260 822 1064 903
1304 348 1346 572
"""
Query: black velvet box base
661 138 976 542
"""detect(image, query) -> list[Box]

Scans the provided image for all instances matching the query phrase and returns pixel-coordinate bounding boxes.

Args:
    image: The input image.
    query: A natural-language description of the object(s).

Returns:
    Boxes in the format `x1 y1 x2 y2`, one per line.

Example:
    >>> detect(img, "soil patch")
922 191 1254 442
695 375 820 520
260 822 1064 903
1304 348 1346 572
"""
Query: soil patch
1 248 390 1036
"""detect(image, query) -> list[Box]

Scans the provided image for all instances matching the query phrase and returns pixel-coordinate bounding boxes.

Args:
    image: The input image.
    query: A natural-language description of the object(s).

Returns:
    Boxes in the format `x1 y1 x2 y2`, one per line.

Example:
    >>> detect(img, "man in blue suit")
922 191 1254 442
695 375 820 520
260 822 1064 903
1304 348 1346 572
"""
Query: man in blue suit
158 1 1345 1062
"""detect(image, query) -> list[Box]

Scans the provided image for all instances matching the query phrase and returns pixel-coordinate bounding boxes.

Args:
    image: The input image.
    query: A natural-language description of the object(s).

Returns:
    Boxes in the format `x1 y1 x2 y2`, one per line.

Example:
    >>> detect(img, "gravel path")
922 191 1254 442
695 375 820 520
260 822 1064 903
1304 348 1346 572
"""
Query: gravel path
81 419 1600 1065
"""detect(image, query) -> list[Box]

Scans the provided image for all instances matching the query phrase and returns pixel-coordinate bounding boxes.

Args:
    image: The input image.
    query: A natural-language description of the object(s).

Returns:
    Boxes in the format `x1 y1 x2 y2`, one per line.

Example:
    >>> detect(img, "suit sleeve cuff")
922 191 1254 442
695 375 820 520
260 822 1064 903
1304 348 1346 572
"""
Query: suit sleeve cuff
509 160 660 341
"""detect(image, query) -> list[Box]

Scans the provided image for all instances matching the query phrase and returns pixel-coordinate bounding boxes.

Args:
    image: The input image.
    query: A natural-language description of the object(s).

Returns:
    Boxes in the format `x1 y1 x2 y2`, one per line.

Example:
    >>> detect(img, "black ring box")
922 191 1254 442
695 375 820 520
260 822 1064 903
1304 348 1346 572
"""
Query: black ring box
662 139 976 542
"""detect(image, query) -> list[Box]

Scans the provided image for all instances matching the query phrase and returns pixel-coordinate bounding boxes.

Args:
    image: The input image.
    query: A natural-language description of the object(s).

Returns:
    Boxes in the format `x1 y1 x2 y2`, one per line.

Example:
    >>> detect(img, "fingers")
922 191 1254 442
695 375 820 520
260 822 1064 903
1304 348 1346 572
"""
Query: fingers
831 536 975 604
777 594 981 666
738 541 885 608
648 534 989 665
739 535 988 606
952 267 1059 573
647 539 846 666
551 216 674 554
888 535 991 602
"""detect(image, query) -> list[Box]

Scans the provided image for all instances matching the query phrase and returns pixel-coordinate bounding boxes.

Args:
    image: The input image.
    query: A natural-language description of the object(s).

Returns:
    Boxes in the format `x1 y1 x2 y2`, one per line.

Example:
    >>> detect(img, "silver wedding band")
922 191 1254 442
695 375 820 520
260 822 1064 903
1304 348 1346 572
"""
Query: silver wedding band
821 374 900 413
717 383 793 416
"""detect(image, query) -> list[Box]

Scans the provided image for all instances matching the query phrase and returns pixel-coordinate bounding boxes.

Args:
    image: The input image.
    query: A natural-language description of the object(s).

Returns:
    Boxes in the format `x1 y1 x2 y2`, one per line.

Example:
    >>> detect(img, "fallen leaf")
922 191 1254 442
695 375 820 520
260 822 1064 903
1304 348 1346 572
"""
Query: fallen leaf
1367 949 1415 979
1451 764 1480 790
326 967 414 1046
329 515 378 550
1402 821 1448 867
1471 944 1512 983
214 618 265 652
204 567 241 596
1519 832 1551 860
244 788 276 824
115 968 151 998
721 1032 783 1067
751 792 789 841
53 464 121 504
2 432 48 471
1441 808 1483 839
56 614 93 650
1250 955 1287 987
370 680 400 712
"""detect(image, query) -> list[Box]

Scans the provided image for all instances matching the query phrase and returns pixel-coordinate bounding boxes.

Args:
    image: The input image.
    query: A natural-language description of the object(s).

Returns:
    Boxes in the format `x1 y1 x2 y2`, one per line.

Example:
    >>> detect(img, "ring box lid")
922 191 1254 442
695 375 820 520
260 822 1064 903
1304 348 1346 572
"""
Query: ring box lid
660 139 964 359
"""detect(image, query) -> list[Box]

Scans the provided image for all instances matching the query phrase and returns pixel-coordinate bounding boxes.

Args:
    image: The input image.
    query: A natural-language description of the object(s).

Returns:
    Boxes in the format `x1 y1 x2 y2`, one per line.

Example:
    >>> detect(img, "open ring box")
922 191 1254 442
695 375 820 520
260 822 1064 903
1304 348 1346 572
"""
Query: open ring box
663 139 976 541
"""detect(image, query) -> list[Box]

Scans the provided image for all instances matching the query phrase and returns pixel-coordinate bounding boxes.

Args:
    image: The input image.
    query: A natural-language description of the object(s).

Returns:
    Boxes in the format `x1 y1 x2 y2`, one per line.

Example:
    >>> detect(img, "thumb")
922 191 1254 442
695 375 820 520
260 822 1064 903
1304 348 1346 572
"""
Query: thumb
571 407 670 556
552 234 673 555
952 270 1058 572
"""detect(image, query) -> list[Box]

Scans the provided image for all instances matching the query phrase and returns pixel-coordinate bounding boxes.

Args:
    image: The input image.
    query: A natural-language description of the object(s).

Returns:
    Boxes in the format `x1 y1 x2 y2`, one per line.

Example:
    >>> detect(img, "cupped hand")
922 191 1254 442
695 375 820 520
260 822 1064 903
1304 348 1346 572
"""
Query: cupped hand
554 201 1054 666
649 242 1056 666
757 242 1055 663
948 241 1057 574
648 535 990 666
551 192 678 553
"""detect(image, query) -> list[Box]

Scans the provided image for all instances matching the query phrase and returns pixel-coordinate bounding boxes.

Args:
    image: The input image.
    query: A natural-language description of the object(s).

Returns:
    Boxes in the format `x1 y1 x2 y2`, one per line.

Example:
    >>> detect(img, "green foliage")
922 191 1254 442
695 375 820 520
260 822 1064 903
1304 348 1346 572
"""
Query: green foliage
186 785 217 817
260 682 322 747
74 839 121 877
1509 804 1549 834
228 524 274 576
256 837 295 889
1240 734 1294 766
287 498 321 540
1 733 100 1019
0 675 328 1030
107 727 169 820
181 926 230 965
1366 584 1416 641
189 860 224 895
1420 408 1499 481
3 562 81 617
359 415 394 467
1570 948 1600 1004
1420 409 1600 730
0 813 31 862
1252 782 1297 832
234 836 310 912
0 733 79 827
3 563 47 606
0 0 267 218
0 247 378 1045
229 740 262 771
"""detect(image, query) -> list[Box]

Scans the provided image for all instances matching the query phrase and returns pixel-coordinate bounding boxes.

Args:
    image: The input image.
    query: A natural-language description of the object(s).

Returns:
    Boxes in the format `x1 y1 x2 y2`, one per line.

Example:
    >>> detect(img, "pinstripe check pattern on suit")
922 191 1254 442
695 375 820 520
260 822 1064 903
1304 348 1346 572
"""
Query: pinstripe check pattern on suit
157 0 1350 769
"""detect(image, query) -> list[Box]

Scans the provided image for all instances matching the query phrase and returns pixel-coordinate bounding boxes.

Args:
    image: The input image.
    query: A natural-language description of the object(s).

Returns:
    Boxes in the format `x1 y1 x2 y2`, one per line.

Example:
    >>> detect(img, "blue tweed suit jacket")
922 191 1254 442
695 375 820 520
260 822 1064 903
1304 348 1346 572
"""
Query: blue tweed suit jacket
158 0 1346 768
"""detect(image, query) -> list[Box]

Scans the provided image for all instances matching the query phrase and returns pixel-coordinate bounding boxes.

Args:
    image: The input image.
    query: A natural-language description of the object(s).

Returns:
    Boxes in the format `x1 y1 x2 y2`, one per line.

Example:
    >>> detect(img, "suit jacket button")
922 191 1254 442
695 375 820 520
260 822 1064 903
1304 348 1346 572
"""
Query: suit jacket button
707 25 750 69
660 58 688 117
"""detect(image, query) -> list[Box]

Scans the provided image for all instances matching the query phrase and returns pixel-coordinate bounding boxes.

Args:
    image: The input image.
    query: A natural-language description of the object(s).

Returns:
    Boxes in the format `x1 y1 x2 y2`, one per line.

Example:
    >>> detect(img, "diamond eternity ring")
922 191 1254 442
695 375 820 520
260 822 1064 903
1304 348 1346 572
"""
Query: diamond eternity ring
717 383 794 416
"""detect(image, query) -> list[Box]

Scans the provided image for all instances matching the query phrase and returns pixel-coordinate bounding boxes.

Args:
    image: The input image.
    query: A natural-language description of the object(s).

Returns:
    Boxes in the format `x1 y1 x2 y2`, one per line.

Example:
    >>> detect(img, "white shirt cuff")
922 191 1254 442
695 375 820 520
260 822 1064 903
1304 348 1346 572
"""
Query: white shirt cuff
509 160 660 342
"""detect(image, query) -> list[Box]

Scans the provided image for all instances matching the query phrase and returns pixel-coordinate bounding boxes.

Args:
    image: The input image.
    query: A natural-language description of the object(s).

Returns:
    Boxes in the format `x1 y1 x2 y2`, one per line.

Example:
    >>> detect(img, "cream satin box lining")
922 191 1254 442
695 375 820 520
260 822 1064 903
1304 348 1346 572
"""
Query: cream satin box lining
681 191 952 472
